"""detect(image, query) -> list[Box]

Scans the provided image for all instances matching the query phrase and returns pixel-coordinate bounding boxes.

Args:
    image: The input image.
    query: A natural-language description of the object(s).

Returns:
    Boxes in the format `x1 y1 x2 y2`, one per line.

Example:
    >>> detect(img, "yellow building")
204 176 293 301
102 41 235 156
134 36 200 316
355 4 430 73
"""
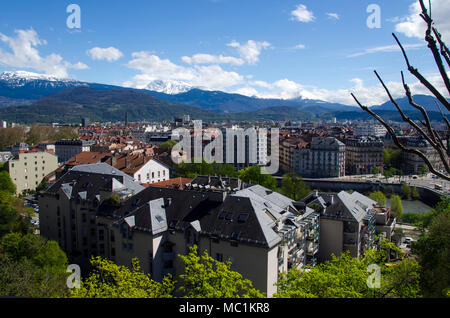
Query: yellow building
7 150 58 194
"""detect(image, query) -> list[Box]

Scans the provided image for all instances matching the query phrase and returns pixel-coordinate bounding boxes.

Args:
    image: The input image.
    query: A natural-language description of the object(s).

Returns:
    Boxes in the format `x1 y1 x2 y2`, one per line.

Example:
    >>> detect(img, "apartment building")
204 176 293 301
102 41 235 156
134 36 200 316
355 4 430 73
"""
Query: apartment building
345 136 384 175
39 169 319 297
354 124 387 138
38 163 145 270
220 127 268 170
6 150 58 194
296 137 345 178
303 190 377 261
401 137 443 174
105 153 170 184
55 140 94 163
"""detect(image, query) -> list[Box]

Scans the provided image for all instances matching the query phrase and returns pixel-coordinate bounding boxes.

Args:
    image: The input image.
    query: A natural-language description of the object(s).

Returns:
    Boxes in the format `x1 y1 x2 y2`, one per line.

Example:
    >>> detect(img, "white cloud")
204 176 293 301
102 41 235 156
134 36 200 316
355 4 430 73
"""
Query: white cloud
227 40 271 64
293 44 306 50
394 0 450 42
87 46 123 62
0 28 87 78
348 43 425 57
232 70 450 106
291 4 315 23
70 61 89 70
125 52 243 90
326 13 339 20
181 53 244 66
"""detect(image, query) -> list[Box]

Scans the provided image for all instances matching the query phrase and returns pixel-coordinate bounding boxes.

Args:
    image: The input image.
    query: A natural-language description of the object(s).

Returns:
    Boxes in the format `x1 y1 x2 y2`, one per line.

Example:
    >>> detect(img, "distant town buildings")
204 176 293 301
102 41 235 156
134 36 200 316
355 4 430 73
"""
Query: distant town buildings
345 136 384 175
55 139 94 163
295 137 346 178
401 136 443 174
354 124 387 138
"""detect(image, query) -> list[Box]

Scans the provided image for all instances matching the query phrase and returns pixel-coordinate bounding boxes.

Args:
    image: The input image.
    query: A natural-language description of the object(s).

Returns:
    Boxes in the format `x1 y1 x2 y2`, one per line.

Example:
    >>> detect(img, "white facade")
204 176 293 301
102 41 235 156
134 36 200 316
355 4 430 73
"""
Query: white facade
354 125 387 137
134 158 170 184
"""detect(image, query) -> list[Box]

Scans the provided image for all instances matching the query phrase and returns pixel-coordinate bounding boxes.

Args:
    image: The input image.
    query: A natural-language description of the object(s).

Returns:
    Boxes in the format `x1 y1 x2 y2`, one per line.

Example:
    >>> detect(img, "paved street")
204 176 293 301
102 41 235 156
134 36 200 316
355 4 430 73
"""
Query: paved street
336 173 450 195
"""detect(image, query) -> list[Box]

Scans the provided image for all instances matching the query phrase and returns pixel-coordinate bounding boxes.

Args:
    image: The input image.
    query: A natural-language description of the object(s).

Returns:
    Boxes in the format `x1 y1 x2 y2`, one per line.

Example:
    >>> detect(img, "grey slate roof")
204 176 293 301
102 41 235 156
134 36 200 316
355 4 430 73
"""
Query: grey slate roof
45 163 145 201
71 163 144 194
110 183 303 249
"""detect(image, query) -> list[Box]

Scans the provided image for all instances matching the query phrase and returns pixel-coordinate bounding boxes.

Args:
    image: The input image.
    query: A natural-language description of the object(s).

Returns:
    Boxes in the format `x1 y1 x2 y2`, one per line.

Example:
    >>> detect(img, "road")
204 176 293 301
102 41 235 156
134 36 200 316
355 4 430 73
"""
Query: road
335 173 450 195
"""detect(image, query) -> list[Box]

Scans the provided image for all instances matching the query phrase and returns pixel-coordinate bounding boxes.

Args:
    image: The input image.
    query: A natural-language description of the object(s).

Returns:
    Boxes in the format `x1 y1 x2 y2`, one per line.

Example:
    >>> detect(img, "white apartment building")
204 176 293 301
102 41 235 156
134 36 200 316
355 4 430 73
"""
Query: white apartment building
354 124 387 138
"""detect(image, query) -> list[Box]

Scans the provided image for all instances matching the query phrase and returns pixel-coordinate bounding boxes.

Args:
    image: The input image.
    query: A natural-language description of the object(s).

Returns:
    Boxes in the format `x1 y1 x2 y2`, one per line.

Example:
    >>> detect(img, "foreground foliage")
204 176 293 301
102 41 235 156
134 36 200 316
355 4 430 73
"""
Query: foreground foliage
275 239 421 298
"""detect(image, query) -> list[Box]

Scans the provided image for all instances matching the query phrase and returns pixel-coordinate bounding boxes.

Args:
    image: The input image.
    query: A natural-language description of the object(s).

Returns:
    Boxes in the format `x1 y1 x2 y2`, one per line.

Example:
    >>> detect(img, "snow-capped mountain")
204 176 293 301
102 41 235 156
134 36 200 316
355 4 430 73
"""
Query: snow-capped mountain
145 79 193 94
0 71 86 88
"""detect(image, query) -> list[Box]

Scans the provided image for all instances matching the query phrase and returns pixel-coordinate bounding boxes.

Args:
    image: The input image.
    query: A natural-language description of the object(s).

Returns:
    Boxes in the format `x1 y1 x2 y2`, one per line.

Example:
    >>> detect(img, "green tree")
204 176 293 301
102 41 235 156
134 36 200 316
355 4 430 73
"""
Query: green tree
275 239 421 298
238 166 277 190
390 195 403 219
0 254 69 298
70 257 174 298
159 140 178 151
371 167 380 176
383 148 402 170
401 183 411 200
0 126 26 151
411 186 420 200
419 165 429 176
173 159 238 179
412 197 450 297
55 126 79 140
0 233 67 270
178 245 264 298
0 232 69 297
0 171 16 194
369 191 387 206
281 173 311 201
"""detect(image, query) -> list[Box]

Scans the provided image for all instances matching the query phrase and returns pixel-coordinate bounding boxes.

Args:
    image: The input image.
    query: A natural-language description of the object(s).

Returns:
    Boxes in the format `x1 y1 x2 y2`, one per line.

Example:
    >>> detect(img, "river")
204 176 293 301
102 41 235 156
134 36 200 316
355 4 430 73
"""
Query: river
386 199 432 214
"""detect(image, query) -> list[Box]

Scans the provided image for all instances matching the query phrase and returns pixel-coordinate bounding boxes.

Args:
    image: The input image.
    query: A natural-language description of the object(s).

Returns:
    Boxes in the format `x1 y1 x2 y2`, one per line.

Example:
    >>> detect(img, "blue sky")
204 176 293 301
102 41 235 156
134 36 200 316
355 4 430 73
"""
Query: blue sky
0 0 449 105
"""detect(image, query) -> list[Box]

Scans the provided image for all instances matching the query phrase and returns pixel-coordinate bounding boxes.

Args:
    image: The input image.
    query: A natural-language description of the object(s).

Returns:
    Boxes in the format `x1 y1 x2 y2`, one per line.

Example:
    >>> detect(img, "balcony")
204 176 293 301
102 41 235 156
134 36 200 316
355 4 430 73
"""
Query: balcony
343 238 357 246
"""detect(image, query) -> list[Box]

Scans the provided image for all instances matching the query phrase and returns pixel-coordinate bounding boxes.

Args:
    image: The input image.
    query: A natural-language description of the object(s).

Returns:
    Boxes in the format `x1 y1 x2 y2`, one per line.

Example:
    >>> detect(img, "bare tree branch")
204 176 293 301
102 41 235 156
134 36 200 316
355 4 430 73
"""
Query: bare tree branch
435 101 450 131
351 93 450 181
351 0 450 182
401 71 442 146
392 33 450 111
433 28 450 68
417 0 450 95
373 70 450 173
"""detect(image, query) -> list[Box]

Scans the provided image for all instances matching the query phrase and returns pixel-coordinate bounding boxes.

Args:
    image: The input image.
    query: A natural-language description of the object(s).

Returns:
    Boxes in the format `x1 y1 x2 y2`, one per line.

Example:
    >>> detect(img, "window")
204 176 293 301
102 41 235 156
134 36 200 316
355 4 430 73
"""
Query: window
216 253 224 262
152 172 155 179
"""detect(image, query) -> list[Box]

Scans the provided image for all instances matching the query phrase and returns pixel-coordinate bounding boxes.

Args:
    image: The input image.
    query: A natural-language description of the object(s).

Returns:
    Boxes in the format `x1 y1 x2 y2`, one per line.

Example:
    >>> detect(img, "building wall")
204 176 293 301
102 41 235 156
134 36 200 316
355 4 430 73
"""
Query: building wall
7 151 58 194
345 138 384 175
134 159 170 184
318 218 343 262
111 227 278 297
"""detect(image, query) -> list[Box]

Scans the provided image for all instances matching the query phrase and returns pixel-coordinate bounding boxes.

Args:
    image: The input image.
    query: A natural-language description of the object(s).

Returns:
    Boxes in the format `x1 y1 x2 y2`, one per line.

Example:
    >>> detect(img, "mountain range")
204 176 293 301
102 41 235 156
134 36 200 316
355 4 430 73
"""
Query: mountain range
0 71 447 124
